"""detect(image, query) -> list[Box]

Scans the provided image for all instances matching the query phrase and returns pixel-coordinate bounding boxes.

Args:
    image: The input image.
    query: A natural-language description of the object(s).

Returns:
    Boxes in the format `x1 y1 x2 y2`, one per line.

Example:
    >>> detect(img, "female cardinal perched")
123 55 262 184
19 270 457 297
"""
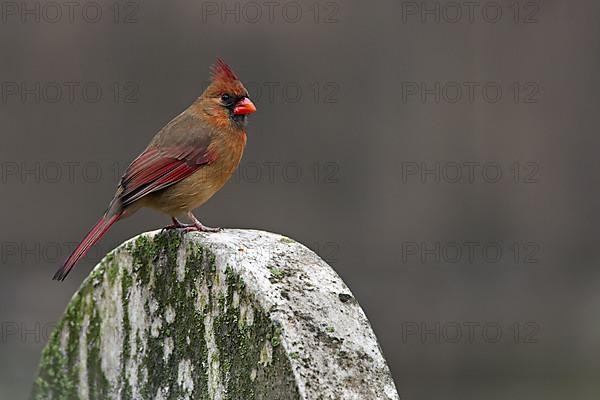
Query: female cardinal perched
53 59 256 281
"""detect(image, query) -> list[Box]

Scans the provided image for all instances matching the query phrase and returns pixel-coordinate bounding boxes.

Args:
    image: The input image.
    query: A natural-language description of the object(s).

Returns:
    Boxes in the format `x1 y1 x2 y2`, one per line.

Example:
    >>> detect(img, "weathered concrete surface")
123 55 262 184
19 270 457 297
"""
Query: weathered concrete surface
32 229 399 400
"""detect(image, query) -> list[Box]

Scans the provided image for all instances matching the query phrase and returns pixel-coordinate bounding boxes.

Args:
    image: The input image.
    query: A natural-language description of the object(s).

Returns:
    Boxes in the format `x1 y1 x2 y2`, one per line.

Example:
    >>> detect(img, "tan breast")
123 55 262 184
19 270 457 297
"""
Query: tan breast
145 131 247 216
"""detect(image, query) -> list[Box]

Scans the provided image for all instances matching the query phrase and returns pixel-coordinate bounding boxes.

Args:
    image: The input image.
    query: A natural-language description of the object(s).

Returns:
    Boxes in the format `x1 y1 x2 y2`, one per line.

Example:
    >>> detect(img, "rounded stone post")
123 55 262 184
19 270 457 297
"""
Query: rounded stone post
32 229 399 400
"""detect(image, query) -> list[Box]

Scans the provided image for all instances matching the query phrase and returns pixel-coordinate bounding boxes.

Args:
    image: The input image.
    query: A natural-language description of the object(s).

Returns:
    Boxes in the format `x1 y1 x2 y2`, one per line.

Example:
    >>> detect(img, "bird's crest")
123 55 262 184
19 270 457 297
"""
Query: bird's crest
210 58 238 82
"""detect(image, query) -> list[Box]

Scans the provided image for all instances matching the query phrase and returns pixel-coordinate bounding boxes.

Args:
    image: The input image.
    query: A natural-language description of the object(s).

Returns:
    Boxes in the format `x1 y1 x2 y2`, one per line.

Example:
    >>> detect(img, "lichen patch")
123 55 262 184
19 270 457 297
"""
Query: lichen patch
177 359 194 397
150 317 162 338
99 268 124 390
165 306 176 324
163 337 173 363
204 311 225 400
176 240 187 282
77 311 90 400
259 341 273 367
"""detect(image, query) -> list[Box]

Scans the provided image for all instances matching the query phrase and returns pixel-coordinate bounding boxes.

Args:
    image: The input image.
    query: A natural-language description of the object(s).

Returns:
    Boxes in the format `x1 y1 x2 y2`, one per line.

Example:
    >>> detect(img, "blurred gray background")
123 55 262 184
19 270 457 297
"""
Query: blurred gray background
1 0 599 398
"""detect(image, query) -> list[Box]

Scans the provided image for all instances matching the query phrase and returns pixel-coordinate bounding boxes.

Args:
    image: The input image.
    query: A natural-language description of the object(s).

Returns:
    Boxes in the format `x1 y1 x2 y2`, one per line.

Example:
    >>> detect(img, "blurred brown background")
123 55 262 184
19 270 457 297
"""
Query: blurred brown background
1 0 599 398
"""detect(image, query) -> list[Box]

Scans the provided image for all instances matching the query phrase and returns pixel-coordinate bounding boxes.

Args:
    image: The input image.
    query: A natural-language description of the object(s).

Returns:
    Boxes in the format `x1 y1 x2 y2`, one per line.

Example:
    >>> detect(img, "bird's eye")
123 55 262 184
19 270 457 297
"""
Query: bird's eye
220 94 232 103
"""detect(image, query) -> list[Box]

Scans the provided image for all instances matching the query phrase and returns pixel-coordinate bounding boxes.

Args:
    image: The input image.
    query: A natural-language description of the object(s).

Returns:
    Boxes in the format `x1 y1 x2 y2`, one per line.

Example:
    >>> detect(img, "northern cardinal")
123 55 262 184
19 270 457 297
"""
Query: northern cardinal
53 59 256 281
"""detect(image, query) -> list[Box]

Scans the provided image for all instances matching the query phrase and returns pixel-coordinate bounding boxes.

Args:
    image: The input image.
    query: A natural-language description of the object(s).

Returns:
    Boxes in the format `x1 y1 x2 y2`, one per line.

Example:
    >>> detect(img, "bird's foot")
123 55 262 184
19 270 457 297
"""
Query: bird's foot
193 223 222 233
163 214 221 233
172 224 221 233
187 211 222 233
162 217 194 232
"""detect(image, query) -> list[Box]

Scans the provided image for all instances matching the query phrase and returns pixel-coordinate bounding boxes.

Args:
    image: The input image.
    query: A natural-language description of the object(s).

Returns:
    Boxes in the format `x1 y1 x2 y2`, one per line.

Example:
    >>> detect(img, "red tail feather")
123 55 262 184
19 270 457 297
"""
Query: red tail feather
53 211 122 281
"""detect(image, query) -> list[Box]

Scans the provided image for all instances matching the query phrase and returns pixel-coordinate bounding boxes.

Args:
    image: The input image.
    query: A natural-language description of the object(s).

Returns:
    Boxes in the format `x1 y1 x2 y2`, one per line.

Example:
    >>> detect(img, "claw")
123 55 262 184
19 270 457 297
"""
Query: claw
162 217 191 232
162 214 221 233
187 212 221 233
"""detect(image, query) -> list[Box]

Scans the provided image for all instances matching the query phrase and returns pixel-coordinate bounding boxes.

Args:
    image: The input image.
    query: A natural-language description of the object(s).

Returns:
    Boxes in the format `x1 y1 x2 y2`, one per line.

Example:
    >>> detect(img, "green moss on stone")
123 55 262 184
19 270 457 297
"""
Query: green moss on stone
30 319 75 400
120 268 133 399
271 325 283 347
106 256 118 285
86 301 109 399
138 231 210 399
32 231 302 400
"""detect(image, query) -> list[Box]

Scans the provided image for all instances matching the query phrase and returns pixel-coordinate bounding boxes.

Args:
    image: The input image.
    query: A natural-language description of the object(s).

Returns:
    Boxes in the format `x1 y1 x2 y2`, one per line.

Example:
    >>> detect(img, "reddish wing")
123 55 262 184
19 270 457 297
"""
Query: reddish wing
54 145 215 281
54 117 215 281
119 146 215 207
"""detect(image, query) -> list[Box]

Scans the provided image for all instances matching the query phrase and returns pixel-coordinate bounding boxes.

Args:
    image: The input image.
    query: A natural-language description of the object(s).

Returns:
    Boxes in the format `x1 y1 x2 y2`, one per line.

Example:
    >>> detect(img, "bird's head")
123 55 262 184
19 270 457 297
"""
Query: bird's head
200 59 256 129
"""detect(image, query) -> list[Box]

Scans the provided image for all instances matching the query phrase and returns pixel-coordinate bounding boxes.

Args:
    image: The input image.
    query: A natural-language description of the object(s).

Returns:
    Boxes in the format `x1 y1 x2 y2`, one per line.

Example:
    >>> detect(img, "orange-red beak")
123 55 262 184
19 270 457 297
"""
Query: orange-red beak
233 98 257 115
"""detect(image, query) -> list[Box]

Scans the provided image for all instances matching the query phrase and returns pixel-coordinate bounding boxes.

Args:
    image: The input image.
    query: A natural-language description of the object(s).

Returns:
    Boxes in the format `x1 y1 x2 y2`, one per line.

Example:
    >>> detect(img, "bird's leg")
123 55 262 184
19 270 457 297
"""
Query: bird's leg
187 211 221 232
162 217 192 231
